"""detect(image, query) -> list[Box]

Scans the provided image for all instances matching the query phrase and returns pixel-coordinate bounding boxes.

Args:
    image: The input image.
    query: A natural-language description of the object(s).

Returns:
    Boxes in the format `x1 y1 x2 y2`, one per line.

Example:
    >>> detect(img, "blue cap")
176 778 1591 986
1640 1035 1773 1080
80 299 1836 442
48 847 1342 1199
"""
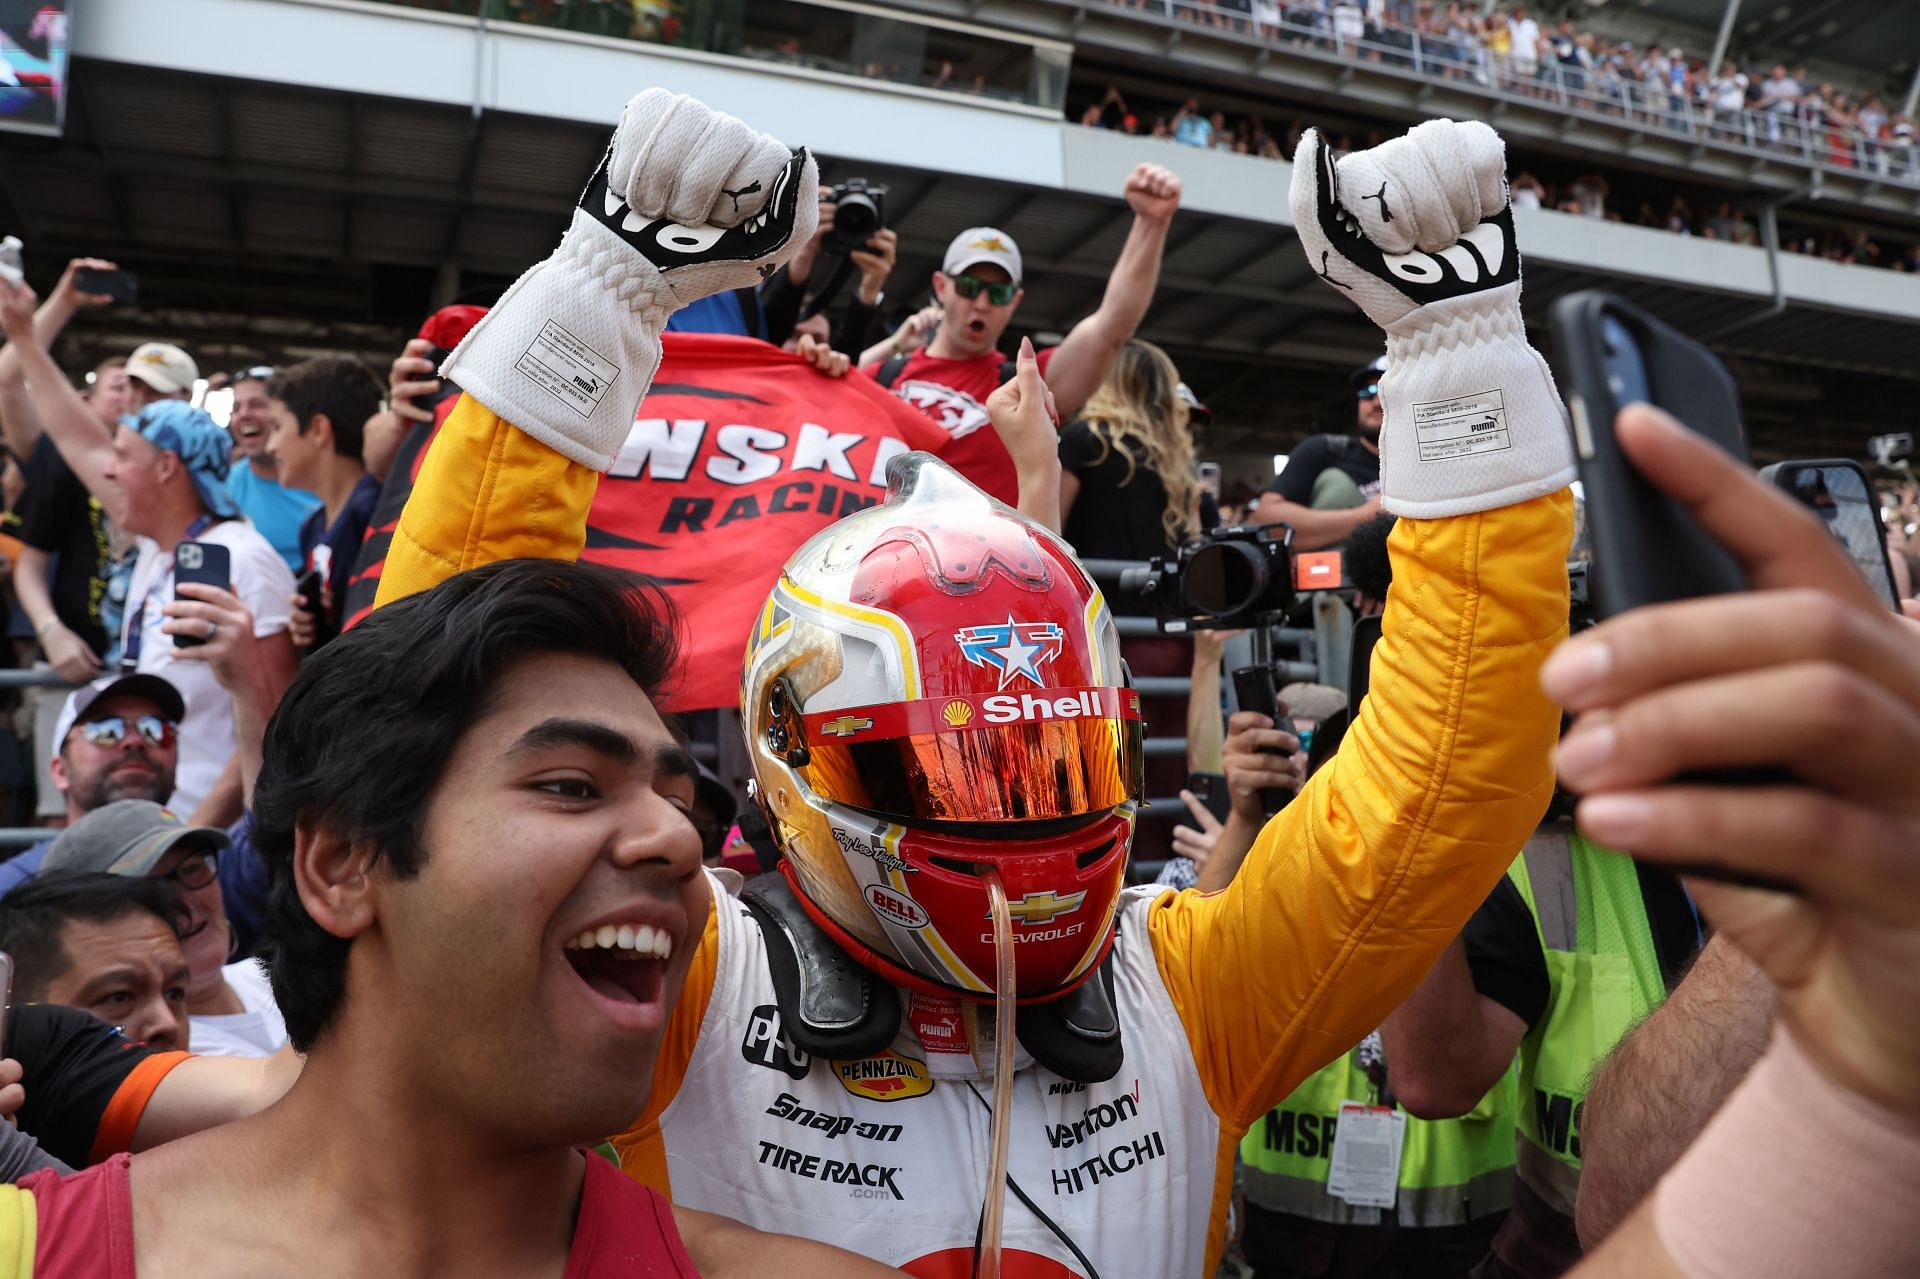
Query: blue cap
124 401 240 519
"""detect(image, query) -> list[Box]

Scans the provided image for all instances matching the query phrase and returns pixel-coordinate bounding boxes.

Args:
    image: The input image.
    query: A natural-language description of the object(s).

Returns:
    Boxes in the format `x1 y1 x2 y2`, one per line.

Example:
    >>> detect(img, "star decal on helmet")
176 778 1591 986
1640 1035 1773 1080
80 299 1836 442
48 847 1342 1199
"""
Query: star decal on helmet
955 619 1064 690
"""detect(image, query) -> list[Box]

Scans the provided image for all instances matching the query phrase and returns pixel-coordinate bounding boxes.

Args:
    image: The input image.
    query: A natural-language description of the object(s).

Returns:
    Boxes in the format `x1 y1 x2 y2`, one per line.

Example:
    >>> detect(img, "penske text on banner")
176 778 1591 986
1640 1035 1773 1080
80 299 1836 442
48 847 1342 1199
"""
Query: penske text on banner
348 332 953 710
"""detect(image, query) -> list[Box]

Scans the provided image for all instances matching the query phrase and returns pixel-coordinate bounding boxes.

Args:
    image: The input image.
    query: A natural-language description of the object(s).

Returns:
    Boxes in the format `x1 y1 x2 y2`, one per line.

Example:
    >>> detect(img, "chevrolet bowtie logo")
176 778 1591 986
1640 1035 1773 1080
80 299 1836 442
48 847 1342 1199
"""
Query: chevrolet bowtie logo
819 716 874 739
998 889 1088 926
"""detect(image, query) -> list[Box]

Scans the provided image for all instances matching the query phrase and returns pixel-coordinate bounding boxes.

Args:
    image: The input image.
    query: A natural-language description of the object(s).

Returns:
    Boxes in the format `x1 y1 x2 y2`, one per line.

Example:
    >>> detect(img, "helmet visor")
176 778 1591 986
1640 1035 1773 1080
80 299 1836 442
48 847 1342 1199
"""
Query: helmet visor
798 687 1144 824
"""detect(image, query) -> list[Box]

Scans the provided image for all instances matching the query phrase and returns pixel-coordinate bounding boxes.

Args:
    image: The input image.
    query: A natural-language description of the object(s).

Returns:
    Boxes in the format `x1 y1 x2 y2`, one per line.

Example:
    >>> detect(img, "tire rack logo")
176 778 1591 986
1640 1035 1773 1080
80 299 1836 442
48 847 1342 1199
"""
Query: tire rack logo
832 1051 935 1102
819 715 873 739
742 1004 811 1080
865 882 930 930
955 618 1065 690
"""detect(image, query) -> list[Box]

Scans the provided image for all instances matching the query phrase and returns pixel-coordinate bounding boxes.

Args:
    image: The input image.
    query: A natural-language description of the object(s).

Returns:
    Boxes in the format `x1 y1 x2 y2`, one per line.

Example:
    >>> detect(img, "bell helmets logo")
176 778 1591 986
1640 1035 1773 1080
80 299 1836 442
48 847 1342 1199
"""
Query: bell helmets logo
818 715 874 738
865 882 930 930
832 1051 934 1102
956 618 1064 690
999 889 1088 927
941 699 974 728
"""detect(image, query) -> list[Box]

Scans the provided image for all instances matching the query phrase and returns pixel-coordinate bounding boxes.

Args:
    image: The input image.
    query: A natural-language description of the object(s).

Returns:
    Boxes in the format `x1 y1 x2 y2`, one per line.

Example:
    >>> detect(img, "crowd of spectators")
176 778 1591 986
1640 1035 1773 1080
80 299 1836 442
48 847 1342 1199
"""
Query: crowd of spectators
1079 84 1920 273
1100 0 1918 175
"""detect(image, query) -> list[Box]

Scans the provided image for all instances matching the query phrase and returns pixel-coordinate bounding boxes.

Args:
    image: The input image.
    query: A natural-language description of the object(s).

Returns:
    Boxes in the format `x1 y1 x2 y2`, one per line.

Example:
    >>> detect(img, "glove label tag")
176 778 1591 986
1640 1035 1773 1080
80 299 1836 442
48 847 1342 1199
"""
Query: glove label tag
516 319 621 420
1412 388 1511 462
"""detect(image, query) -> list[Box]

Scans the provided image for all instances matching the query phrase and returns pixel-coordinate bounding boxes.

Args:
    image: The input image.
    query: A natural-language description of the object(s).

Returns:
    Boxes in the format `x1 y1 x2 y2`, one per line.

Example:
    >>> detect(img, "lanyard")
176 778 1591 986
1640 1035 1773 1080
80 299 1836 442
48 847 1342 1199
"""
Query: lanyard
120 516 216 672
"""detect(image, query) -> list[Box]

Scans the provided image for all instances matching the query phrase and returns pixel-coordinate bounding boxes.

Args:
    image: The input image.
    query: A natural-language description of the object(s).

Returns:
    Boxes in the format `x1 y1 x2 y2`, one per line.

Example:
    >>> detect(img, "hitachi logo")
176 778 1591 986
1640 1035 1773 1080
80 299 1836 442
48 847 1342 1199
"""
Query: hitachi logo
981 690 1100 724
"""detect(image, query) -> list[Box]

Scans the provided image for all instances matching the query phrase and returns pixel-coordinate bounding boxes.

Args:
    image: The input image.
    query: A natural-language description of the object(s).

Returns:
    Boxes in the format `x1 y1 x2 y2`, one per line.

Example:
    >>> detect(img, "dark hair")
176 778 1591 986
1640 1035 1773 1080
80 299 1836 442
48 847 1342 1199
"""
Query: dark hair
252 558 680 1051
1342 511 1399 605
267 356 383 463
0 872 186 1001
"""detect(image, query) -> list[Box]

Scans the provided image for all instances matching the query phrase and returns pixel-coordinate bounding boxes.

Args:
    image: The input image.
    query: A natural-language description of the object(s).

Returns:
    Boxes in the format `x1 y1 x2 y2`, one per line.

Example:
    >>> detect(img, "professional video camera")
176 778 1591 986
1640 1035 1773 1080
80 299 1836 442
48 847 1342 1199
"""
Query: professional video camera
1118 523 1294 633
825 178 887 253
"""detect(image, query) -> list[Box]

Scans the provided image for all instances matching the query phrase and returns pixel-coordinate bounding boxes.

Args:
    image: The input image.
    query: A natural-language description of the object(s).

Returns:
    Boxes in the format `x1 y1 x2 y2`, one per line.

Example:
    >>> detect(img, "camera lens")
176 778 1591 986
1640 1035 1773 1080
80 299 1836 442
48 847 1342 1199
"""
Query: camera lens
1182 541 1266 618
837 195 878 240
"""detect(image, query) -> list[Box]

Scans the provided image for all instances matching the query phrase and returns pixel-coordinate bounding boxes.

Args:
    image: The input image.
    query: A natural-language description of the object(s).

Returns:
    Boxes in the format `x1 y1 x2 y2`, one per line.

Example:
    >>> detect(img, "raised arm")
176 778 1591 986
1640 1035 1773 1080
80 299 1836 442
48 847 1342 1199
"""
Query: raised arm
0 258 117 459
1251 492 1383 551
1039 164 1181 421
1147 120 1577 1130
0 276 119 498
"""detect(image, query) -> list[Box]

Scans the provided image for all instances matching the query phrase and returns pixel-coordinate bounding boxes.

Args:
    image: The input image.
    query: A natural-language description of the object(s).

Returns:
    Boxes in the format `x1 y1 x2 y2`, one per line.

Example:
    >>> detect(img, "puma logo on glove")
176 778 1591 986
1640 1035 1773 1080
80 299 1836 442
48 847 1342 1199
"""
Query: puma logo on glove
440 88 819 472
1289 119 1574 518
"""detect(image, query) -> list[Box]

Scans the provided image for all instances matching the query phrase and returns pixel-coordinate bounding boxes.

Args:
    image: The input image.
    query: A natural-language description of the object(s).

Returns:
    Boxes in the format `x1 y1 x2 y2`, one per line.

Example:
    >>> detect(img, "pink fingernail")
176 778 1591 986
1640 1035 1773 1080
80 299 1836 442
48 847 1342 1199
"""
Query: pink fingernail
1576 794 1652 843
1541 639 1612 704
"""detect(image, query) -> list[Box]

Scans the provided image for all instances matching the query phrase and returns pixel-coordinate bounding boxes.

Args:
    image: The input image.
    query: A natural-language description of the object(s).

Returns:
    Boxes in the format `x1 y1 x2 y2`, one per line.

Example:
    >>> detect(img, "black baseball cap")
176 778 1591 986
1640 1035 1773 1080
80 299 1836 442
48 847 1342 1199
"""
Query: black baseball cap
1350 356 1387 395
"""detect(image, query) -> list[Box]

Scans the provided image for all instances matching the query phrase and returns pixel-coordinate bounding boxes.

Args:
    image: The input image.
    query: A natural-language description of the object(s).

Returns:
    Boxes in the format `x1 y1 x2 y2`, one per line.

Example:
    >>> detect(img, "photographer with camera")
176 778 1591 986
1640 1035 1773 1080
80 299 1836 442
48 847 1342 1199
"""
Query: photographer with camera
761 181 896 358
1255 357 1387 551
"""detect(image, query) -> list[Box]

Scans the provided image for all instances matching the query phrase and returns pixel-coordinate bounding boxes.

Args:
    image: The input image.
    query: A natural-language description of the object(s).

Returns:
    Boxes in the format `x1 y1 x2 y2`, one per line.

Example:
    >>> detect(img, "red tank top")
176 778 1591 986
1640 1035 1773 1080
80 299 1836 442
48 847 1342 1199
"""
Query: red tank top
20 1150 699 1277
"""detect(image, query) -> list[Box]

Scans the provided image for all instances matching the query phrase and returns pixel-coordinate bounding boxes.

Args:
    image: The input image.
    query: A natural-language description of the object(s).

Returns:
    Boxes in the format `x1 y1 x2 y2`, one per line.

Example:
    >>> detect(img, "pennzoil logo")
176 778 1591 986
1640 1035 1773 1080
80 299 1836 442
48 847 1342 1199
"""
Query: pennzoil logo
833 1051 934 1102
941 700 974 728
819 715 874 739
999 889 1087 926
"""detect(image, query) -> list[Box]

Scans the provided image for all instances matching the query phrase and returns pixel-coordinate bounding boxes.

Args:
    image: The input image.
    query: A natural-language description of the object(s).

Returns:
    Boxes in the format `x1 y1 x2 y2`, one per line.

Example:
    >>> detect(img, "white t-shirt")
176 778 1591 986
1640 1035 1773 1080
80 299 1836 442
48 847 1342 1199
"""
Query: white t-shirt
188 958 290 1058
1507 17 1540 66
1711 74 1748 113
122 519 293 817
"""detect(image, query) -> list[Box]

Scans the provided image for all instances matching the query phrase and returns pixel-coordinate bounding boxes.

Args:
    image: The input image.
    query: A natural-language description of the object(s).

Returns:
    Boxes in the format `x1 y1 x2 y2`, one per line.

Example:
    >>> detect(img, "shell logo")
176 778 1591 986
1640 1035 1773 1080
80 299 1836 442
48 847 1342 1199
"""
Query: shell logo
941 699 974 728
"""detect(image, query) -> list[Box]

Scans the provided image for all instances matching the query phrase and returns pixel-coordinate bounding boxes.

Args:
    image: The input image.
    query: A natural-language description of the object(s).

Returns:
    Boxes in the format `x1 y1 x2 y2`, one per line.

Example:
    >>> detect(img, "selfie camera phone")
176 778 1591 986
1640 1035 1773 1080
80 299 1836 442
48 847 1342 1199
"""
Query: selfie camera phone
172 541 232 648
1551 290 1750 620
1758 459 1900 609
73 267 138 304
1177 771 1231 834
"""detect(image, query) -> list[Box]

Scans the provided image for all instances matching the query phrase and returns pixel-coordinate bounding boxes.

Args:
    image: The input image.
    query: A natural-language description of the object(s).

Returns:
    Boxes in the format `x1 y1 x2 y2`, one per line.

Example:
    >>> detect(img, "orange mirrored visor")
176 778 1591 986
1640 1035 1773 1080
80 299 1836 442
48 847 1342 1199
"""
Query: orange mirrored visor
798 687 1144 824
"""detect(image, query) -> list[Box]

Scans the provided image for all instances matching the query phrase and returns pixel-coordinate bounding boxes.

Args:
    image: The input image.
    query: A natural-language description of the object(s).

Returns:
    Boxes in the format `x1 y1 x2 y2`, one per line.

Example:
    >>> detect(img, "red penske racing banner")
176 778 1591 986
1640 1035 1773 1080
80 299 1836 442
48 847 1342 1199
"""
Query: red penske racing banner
352 333 952 711
805 686 1143 742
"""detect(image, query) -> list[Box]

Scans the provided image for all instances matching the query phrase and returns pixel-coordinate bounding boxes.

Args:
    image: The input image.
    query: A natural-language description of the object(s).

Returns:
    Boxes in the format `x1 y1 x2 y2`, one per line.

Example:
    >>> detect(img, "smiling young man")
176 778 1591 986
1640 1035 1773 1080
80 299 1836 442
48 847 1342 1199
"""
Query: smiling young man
222 368 321 574
8 563 904 1275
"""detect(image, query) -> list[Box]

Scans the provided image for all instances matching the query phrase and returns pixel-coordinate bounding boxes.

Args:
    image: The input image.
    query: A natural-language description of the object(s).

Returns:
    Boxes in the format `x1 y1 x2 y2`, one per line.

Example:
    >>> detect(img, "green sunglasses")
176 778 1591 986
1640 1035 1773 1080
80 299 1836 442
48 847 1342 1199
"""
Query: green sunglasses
946 273 1018 306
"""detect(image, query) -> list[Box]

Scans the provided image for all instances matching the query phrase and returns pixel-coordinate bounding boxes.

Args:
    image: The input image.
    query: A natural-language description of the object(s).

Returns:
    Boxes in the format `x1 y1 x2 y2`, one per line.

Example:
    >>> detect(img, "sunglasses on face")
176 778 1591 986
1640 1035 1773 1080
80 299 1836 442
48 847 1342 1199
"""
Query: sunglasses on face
1356 383 1381 400
946 273 1018 306
76 715 177 750
233 365 275 383
158 850 218 891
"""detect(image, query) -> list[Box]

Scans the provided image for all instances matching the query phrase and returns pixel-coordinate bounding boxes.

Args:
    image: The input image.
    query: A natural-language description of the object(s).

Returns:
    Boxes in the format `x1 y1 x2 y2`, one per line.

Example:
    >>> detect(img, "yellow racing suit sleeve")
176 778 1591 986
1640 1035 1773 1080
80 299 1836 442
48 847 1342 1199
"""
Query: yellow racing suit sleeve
1150 492 1572 1135
369 393 716 1193
372 394 601 608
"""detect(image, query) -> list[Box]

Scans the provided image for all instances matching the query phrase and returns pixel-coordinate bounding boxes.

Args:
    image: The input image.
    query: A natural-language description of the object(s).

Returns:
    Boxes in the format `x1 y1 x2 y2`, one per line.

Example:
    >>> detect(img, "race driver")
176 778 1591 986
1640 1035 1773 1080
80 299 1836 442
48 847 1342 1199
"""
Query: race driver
373 89 1575 1278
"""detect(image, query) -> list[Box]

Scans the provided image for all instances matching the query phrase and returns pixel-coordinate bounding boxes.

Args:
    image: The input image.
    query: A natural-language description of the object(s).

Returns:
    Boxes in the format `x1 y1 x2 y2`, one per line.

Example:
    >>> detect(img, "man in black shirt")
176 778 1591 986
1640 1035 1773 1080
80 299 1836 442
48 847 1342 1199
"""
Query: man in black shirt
1254 357 1385 550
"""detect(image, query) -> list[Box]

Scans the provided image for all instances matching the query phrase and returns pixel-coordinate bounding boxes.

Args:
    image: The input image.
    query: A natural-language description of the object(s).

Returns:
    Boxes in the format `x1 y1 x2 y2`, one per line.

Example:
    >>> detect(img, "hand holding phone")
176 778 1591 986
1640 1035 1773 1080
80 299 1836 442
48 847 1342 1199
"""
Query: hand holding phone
72 266 137 304
172 541 232 648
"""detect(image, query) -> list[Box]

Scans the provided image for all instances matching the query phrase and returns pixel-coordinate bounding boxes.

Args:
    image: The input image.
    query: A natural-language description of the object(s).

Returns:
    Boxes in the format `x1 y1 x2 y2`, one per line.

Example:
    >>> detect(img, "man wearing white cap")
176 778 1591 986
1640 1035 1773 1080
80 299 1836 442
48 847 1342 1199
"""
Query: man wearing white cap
123 341 199 410
861 163 1182 505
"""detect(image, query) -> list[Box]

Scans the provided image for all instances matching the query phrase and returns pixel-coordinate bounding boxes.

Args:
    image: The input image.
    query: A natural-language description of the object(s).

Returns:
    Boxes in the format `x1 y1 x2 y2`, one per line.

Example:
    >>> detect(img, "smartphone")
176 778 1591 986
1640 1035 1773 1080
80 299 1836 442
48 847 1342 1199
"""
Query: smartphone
295 568 325 620
0 237 21 288
172 541 232 648
73 267 138 304
1177 771 1230 833
1759 459 1900 608
1551 290 1750 620
1197 462 1222 499
1868 432 1912 466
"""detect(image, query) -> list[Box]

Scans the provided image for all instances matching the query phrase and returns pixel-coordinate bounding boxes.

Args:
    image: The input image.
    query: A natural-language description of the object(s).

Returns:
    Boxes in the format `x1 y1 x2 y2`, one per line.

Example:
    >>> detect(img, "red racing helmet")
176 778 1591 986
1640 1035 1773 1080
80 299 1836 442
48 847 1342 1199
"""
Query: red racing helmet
741 454 1144 1002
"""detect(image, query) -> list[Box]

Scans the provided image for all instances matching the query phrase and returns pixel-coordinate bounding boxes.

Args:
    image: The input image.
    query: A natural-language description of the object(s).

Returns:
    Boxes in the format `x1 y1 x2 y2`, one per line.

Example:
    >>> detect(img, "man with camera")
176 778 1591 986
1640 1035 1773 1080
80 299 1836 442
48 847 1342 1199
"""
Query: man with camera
1254 357 1386 552
861 163 1182 506
762 180 897 360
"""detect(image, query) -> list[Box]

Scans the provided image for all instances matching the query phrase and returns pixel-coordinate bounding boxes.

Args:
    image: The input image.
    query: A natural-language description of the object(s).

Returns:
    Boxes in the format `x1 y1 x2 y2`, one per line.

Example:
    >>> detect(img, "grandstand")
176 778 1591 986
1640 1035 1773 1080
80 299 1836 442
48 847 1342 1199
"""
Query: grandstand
0 0 1914 486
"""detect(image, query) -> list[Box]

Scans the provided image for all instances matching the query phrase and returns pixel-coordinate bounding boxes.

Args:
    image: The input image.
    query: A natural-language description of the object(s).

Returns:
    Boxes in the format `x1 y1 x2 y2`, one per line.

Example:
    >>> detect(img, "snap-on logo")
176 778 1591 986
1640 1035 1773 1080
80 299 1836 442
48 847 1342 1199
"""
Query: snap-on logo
865 883 930 930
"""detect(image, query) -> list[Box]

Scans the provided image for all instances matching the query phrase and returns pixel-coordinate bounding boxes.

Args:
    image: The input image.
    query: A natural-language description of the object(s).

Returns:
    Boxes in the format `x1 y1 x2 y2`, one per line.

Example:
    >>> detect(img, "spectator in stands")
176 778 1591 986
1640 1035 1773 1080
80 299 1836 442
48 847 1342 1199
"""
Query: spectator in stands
1059 340 1201 582
1173 97 1213 147
0 277 300 824
1759 64 1800 144
762 188 897 360
0 671 184 897
860 162 1180 507
0 872 191 1051
222 367 321 573
263 356 384 648
1253 357 1383 551
1504 6 1541 93
1708 61 1748 134
1342 509 1396 617
1510 171 1546 209
43 800 287 1059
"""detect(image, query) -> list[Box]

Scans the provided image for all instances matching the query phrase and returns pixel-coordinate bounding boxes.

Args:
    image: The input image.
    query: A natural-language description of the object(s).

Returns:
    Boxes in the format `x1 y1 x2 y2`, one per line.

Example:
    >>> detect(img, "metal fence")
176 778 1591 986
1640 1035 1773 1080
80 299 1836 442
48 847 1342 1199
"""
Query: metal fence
1092 0 1920 188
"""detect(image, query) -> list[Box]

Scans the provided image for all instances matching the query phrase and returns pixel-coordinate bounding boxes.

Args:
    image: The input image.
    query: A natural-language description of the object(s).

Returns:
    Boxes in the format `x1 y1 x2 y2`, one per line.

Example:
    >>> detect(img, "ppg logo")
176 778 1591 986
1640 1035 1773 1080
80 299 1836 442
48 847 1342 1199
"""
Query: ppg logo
742 1004 811 1080
177 544 204 571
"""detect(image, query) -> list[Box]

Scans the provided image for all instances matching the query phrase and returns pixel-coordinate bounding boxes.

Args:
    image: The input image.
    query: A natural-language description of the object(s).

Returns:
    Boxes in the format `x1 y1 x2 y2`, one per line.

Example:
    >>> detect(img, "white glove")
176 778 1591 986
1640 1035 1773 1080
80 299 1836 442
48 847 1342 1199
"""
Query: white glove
1290 120 1574 518
444 89 819 470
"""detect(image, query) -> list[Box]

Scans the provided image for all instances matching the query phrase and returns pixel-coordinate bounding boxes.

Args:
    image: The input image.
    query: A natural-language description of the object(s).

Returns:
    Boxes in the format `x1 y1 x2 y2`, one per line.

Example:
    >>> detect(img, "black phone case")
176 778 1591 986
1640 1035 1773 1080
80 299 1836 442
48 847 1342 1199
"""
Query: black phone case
73 267 137 304
172 542 232 648
1176 771 1231 832
1551 290 1749 620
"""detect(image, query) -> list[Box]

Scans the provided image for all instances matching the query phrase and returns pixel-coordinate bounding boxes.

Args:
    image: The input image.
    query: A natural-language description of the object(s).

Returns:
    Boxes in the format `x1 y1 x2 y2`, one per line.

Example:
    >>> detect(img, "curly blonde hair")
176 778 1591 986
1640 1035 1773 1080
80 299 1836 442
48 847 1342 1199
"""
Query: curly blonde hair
1077 340 1199 548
